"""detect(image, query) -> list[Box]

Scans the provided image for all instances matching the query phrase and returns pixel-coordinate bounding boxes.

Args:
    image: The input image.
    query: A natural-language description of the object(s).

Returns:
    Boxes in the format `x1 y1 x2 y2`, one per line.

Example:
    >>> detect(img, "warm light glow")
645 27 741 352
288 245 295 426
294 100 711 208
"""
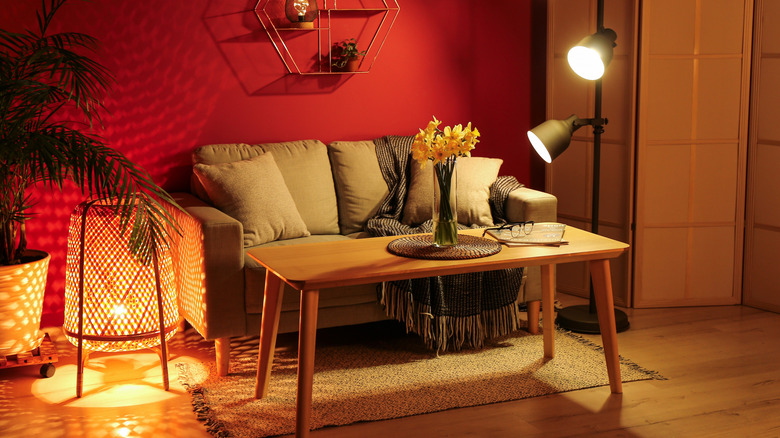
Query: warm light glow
117 427 131 437
567 46 605 80
113 304 128 316
167 203 208 333
0 251 49 356
31 349 208 406
527 131 552 163
294 0 309 16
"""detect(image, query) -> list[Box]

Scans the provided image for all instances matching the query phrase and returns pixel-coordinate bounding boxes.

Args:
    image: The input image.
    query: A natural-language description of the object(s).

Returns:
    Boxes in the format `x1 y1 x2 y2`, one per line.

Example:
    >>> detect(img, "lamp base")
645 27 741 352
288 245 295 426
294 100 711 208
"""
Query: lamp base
555 304 630 334
288 21 314 29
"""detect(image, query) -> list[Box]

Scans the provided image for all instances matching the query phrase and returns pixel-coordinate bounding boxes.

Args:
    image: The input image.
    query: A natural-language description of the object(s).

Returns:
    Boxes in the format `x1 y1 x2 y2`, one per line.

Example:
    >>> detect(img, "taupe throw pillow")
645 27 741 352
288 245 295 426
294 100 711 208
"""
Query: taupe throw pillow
402 156 503 227
193 152 310 247
258 140 340 235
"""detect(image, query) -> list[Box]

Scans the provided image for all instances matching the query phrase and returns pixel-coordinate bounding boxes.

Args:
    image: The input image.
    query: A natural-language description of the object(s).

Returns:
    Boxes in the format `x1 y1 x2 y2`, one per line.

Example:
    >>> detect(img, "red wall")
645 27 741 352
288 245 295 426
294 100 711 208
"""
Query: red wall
1 0 545 327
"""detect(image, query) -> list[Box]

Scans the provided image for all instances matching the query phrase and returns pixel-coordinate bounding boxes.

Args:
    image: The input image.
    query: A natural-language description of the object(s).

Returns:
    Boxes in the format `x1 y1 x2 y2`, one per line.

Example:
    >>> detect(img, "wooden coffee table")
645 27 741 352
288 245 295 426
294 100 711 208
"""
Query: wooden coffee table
247 226 628 438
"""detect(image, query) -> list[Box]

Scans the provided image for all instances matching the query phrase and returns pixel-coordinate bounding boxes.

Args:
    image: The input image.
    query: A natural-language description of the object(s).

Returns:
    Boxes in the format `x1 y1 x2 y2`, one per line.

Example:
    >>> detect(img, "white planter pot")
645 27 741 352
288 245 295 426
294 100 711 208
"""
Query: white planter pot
0 250 50 356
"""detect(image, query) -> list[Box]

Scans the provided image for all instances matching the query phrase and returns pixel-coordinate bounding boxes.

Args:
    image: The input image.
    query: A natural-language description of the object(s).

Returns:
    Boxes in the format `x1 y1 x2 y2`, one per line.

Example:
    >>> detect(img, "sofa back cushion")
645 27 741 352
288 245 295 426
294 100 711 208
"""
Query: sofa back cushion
192 140 340 235
193 152 311 247
257 140 340 235
402 156 503 227
328 140 390 234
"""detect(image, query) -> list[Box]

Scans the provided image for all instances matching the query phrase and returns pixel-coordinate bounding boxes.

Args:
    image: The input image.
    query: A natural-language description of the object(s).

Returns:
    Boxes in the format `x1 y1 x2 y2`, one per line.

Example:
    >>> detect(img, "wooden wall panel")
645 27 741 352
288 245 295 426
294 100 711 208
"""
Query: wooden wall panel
633 0 752 308
744 0 780 313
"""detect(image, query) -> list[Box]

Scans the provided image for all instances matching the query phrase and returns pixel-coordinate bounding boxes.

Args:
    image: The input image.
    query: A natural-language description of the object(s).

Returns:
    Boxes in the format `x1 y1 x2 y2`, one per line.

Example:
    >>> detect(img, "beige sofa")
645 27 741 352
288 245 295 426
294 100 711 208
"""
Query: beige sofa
171 139 557 375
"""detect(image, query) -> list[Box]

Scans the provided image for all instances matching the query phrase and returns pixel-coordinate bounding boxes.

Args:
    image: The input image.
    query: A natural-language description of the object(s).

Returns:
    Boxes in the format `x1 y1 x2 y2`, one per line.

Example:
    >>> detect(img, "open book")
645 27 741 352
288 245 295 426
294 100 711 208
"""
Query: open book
485 222 567 246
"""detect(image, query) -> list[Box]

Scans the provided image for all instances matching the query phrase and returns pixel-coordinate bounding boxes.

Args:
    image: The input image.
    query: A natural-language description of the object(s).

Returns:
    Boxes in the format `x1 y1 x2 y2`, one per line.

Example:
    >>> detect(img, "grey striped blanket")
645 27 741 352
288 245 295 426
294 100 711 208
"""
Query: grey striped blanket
366 135 527 351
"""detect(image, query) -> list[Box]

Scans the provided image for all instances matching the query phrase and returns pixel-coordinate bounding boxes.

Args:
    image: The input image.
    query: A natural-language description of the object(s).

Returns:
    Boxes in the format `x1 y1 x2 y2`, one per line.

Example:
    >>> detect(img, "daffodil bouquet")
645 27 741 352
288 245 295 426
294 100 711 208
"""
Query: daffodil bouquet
411 117 480 246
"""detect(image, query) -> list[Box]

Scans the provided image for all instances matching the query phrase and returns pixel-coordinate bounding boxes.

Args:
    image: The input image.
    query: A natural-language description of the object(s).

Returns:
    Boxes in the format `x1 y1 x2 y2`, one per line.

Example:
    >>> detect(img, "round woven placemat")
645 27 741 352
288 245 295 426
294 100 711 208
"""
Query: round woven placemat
387 234 502 260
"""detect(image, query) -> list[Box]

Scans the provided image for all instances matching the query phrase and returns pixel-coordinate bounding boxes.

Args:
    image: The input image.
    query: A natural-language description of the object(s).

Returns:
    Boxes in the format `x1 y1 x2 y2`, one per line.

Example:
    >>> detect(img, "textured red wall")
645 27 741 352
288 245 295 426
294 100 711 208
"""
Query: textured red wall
1 0 544 327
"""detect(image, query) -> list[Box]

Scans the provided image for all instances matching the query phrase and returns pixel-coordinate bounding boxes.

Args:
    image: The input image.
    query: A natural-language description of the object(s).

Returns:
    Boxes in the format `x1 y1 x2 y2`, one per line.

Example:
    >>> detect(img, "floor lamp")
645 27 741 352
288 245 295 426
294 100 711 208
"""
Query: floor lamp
63 199 180 397
527 0 629 334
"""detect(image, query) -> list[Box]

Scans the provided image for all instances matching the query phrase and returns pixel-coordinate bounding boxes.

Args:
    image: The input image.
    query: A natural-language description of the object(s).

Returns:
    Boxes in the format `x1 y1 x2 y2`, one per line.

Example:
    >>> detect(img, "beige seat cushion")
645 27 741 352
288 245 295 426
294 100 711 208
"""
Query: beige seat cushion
402 156 503 227
193 152 310 247
258 140 340 235
328 140 390 234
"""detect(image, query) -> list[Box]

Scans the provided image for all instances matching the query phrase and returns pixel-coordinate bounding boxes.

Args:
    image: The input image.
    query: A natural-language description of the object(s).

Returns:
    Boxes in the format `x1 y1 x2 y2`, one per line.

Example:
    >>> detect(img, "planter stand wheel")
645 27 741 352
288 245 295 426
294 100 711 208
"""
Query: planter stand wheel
40 363 56 378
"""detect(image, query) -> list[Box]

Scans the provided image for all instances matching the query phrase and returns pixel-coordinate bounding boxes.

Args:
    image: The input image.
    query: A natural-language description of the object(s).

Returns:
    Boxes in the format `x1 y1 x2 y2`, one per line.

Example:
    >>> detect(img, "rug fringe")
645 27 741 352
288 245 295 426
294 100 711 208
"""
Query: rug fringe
177 363 232 437
380 282 525 352
557 330 668 381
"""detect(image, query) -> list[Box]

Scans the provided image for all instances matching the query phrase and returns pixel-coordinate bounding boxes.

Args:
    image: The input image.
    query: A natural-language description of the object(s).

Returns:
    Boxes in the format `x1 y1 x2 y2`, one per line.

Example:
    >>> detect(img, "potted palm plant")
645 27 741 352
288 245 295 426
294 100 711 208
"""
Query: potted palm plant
0 0 180 356
331 38 366 72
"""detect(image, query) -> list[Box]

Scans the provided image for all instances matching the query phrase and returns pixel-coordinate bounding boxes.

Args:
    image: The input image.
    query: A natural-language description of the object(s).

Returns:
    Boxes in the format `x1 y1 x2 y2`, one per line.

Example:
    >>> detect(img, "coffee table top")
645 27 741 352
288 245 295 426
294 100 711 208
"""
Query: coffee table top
247 226 628 291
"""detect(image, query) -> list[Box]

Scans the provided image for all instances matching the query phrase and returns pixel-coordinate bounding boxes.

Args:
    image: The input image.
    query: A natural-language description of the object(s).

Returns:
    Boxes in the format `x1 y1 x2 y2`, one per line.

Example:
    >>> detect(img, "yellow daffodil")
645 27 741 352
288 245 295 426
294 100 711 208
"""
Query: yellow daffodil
424 117 441 136
432 146 447 164
411 117 480 166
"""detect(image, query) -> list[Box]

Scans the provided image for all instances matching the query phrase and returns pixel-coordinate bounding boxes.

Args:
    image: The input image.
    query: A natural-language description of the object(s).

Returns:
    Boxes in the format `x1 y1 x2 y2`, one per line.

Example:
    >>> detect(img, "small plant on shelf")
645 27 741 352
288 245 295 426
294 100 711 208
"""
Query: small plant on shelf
331 38 367 72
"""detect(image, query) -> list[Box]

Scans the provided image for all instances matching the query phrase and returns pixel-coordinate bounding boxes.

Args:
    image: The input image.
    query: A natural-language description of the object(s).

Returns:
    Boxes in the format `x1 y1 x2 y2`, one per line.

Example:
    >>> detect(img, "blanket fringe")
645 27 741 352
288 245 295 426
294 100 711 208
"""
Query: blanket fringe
381 281 525 352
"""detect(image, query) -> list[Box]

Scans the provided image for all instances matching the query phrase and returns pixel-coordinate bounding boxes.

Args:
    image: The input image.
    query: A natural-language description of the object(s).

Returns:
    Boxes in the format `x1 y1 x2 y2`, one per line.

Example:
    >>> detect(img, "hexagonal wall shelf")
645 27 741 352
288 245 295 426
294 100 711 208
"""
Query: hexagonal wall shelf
255 0 399 75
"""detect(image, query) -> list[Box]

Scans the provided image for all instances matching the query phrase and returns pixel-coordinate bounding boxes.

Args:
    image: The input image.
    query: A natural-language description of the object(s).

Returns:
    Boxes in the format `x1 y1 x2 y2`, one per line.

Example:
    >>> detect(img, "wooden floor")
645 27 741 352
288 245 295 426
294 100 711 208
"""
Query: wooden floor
2 294 780 437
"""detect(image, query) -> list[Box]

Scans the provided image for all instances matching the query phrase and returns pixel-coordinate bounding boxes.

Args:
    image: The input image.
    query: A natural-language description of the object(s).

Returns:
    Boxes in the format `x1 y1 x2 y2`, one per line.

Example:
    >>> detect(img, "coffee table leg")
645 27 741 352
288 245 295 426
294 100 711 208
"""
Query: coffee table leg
541 264 555 358
255 272 285 399
296 289 319 438
589 259 623 394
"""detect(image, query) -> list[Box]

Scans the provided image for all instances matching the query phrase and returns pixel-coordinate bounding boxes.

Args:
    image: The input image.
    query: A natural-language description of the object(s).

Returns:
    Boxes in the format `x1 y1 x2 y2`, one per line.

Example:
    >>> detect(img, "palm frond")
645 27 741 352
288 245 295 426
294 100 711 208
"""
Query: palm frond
0 0 185 265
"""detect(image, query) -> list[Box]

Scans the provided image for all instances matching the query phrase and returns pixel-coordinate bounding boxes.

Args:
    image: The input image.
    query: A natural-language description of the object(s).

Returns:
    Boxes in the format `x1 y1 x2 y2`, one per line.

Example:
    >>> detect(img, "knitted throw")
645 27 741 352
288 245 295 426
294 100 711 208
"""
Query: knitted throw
366 135 527 351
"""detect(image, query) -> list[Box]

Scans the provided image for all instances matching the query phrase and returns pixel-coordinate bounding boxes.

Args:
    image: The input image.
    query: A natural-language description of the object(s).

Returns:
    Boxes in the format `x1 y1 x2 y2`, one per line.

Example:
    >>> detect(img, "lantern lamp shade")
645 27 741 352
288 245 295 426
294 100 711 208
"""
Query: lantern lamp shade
285 0 318 24
63 201 179 353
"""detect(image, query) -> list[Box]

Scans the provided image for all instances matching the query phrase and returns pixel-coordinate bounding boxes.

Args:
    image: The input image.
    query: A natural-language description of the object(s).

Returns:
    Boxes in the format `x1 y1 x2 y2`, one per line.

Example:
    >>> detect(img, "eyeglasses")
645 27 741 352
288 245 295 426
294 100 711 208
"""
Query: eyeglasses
482 221 534 238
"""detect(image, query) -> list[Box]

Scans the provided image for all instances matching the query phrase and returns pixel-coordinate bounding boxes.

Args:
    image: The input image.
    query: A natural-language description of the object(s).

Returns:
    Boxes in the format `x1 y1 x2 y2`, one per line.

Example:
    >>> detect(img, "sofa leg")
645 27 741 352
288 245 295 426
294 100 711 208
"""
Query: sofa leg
215 337 230 376
526 300 540 334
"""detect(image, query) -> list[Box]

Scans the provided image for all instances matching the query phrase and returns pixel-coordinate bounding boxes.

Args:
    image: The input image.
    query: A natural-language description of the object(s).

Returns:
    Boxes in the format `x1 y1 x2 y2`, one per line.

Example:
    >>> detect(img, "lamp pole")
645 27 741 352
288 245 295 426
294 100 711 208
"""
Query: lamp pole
554 0 630 333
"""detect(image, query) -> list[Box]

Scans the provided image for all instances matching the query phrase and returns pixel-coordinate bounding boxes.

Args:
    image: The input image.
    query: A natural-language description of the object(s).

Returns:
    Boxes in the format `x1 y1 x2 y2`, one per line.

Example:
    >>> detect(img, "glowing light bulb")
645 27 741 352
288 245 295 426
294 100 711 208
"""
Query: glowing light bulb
567 46 605 80
113 304 127 316
294 0 309 18
527 131 552 163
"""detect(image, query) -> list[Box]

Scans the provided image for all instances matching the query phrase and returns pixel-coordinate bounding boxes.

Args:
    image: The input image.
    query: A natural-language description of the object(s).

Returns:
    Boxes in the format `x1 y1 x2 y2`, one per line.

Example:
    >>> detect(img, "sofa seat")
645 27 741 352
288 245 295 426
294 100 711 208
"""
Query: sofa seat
245 234 383 316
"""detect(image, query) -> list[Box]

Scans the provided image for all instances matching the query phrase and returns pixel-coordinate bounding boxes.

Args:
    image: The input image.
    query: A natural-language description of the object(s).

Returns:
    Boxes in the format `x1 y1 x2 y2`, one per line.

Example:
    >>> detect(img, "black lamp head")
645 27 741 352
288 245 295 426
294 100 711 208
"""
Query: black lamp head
527 115 583 163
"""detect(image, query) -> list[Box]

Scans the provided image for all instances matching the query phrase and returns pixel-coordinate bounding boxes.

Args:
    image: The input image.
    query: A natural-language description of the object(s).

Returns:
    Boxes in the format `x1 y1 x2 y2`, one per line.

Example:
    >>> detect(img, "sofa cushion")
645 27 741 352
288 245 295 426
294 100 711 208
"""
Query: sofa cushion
402 156 503 227
193 152 310 247
192 142 264 165
327 140 390 234
258 140 340 235
191 143 264 202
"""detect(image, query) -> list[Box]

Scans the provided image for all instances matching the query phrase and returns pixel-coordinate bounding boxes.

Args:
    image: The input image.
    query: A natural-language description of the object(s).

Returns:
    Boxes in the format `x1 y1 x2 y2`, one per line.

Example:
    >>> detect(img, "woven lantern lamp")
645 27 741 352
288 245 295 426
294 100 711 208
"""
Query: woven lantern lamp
63 200 179 397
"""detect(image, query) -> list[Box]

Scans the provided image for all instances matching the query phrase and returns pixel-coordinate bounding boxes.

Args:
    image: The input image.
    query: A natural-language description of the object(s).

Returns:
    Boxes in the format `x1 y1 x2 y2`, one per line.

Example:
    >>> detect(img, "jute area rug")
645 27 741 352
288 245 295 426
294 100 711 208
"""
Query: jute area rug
179 322 662 438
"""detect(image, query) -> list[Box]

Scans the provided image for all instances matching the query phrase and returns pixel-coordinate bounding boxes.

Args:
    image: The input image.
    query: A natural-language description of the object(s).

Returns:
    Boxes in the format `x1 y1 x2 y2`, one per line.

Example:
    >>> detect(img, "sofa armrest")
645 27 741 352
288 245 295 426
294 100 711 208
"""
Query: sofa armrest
503 187 558 305
169 192 246 341
505 187 558 223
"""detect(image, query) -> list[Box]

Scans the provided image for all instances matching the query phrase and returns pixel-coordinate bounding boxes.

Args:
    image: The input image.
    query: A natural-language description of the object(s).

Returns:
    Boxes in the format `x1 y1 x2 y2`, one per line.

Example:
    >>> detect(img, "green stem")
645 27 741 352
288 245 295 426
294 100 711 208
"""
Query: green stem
433 158 458 246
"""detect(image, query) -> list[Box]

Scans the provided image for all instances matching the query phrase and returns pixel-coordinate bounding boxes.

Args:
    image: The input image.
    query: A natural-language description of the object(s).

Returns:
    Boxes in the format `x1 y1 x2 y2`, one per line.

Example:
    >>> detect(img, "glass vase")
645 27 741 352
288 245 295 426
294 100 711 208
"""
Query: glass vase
432 157 458 247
